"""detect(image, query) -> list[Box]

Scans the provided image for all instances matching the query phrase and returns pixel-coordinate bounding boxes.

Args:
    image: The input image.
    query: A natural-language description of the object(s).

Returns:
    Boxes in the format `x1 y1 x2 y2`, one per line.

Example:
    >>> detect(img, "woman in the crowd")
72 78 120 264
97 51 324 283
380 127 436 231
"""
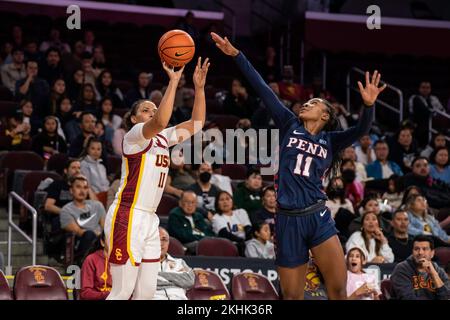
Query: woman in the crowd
420 132 447 159
47 78 66 115
381 174 403 210
348 195 392 235
31 116 67 160
388 127 419 173
345 212 395 263
429 147 450 185
67 69 84 102
255 186 277 234
245 221 275 259
73 83 98 114
19 99 40 136
346 247 381 300
95 69 123 108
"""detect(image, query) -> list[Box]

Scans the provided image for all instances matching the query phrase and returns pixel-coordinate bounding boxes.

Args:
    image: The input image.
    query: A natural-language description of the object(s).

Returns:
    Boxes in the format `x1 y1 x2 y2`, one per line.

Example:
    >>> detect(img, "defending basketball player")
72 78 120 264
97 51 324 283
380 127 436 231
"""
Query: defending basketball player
211 32 386 300
104 57 210 300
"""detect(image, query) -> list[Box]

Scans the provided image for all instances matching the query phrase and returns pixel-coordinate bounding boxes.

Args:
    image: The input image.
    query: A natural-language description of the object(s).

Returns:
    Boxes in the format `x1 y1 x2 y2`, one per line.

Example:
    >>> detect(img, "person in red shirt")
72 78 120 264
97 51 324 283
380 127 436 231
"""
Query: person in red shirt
80 233 111 300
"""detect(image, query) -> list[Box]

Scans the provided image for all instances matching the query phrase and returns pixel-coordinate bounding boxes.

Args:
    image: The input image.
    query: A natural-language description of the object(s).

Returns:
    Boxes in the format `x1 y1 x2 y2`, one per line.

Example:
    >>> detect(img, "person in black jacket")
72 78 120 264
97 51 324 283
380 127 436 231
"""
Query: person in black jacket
388 127 419 173
31 115 67 159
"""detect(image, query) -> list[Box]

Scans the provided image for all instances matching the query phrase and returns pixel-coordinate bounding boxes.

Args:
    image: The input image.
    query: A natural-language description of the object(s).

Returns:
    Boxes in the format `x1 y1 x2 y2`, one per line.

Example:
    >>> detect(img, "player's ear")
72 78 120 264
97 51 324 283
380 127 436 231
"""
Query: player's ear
130 115 137 124
321 110 330 122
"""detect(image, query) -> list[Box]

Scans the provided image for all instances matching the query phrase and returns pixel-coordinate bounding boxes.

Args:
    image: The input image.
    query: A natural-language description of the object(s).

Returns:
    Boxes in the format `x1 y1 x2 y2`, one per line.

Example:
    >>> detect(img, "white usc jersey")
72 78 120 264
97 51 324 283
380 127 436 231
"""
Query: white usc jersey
112 123 178 213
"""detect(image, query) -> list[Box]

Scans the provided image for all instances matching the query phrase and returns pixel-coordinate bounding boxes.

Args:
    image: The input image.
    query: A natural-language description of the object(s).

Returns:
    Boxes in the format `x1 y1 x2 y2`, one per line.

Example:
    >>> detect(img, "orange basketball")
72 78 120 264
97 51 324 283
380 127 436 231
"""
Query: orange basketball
158 29 195 68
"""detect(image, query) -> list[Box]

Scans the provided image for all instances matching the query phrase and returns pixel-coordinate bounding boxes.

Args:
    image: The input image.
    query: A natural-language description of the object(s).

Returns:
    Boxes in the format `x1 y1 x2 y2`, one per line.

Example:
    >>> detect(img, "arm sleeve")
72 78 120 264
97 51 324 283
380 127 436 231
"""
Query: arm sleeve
159 126 179 147
329 107 374 153
391 266 418 300
245 241 259 258
211 215 227 235
45 182 60 200
80 256 109 300
380 243 395 263
435 268 450 300
218 228 245 242
234 52 295 128
159 266 195 289
123 122 150 152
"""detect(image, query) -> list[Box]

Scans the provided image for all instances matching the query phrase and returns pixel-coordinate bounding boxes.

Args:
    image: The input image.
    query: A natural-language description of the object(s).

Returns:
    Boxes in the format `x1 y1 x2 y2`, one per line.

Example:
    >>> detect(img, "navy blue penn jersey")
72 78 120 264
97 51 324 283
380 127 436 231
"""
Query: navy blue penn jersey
234 52 374 210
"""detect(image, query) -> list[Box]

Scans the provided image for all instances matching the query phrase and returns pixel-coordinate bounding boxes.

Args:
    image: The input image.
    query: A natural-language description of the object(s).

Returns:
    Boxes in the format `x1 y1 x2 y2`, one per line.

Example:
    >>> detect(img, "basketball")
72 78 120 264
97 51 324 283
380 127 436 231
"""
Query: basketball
158 29 195 68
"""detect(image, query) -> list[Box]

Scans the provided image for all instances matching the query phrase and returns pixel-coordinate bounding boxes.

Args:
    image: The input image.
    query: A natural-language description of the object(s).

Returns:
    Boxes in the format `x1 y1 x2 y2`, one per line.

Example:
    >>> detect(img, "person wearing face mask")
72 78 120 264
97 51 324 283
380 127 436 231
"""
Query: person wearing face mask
341 159 364 209
233 167 263 223
187 162 221 214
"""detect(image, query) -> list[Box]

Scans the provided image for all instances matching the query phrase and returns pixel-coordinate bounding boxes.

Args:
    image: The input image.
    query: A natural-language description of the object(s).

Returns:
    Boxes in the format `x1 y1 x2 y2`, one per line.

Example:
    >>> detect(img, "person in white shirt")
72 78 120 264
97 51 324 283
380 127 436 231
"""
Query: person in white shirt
346 247 381 300
245 222 275 259
354 135 375 166
153 227 194 300
346 212 394 263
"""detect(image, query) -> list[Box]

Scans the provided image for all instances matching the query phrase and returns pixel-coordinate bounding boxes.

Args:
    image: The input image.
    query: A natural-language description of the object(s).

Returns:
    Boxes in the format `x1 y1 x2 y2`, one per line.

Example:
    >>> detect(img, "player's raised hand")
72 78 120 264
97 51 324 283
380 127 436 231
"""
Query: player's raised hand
193 57 210 89
210 32 239 57
357 70 387 107
162 61 185 82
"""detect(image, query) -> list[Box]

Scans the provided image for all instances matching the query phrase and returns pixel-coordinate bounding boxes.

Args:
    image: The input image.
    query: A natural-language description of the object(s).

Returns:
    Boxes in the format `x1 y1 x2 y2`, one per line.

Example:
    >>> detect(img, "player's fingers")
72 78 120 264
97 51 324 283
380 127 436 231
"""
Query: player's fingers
375 73 381 86
202 57 210 69
371 70 378 84
357 81 364 92
365 71 370 86
379 83 387 93
197 56 202 68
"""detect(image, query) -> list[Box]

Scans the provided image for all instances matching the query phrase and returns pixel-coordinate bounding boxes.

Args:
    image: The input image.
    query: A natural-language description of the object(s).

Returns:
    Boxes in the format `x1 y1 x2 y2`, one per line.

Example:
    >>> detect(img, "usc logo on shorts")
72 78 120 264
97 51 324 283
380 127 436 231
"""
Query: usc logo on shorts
115 248 123 261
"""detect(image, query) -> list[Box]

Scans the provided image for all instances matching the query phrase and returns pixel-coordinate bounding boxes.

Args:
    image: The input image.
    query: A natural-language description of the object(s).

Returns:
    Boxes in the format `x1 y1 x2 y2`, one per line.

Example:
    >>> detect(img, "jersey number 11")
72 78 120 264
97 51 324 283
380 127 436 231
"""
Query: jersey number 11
294 154 312 177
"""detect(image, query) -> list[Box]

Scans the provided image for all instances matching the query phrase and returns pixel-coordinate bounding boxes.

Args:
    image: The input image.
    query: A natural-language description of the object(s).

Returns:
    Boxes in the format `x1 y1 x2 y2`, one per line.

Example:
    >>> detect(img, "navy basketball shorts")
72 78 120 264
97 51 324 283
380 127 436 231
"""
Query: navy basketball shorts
274 207 337 268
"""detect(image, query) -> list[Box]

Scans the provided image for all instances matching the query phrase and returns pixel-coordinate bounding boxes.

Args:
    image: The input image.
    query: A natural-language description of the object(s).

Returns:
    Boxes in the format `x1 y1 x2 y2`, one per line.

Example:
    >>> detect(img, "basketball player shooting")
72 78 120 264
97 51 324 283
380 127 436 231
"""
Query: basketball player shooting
211 32 386 300
104 57 210 300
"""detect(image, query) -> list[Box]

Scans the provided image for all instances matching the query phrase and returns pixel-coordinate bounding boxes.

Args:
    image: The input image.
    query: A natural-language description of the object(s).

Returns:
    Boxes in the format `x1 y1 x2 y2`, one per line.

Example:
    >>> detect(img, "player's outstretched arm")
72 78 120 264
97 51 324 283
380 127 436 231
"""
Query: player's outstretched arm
175 57 210 142
210 32 295 128
330 71 386 152
142 62 184 139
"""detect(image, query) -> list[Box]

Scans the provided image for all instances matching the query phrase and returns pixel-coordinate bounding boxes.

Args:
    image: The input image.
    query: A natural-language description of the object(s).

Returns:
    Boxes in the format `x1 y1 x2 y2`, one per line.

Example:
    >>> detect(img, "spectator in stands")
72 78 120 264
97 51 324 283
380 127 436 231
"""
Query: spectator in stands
67 69 84 102
366 140 403 180
176 11 199 42
188 163 221 212
61 41 84 78
24 39 43 63
153 227 195 300
233 167 263 223
56 97 74 136
210 164 233 195
331 101 356 130
80 233 111 300
92 45 106 70
255 186 277 234
19 99 40 136
354 135 375 166
245 221 275 259
172 89 195 124
7 25 23 54
405 194 449 244
0 42 13 65
39 47 64 86
164 150 195 197
429 147 450 185
80 52 98 87
3 112 31 150
1 46 25 93
73 83 98 114
342 146 367 182
112 115 128 157
39 27 71 54
421 132 447 159
278 65 305 103
98 97 121 143
124 71 152 108
47 78 66 115
401 157 450 209
388 127 419 173
408 81 446 147
388 209 414 262
60 175 105 265
341 159 364 209
391 235 449 300
95 70 123 108
80 137 110 205
348 195 392 235
346 211 394 263
150 89 163 107
31 115 67 160
223 78 257 119
168 191 215 254
68 112 97 156
83 30 96 54
259 46 278 82
212 190 252 255
15 59 50 118
381 174 403 210
346 247 381 300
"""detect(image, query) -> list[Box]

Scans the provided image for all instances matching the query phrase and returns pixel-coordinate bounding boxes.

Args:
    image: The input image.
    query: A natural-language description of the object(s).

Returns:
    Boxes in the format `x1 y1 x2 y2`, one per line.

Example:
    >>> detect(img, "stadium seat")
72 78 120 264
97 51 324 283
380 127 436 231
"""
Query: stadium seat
14 265 68 300
156 194 179 217
434 247 450 266
47 153 70 176
0 151 45 201
221 164 247 180
168 236 186 256
196 237 239 257
380 279 393 300
231 272 278 300
186 269 230 300
22 171 62 203
0 270 13 300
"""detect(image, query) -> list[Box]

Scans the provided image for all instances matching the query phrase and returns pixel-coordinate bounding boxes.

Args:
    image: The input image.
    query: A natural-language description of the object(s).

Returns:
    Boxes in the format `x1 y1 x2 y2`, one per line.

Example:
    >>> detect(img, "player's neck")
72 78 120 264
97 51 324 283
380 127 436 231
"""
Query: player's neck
303 121 322 136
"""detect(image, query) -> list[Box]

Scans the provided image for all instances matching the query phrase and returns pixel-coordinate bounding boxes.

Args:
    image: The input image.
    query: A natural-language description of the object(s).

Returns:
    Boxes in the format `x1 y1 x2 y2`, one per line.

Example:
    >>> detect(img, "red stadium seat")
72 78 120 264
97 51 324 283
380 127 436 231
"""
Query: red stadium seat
22 171 62 203
47 153 70 176
14 265 68 300
0 270 13 300
156 194 179 217
231 272 278 300
196 237 239 257
168 236 186 256
434 247 450 266
380 279 393 300
221 164 247 180
186 269 230 300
